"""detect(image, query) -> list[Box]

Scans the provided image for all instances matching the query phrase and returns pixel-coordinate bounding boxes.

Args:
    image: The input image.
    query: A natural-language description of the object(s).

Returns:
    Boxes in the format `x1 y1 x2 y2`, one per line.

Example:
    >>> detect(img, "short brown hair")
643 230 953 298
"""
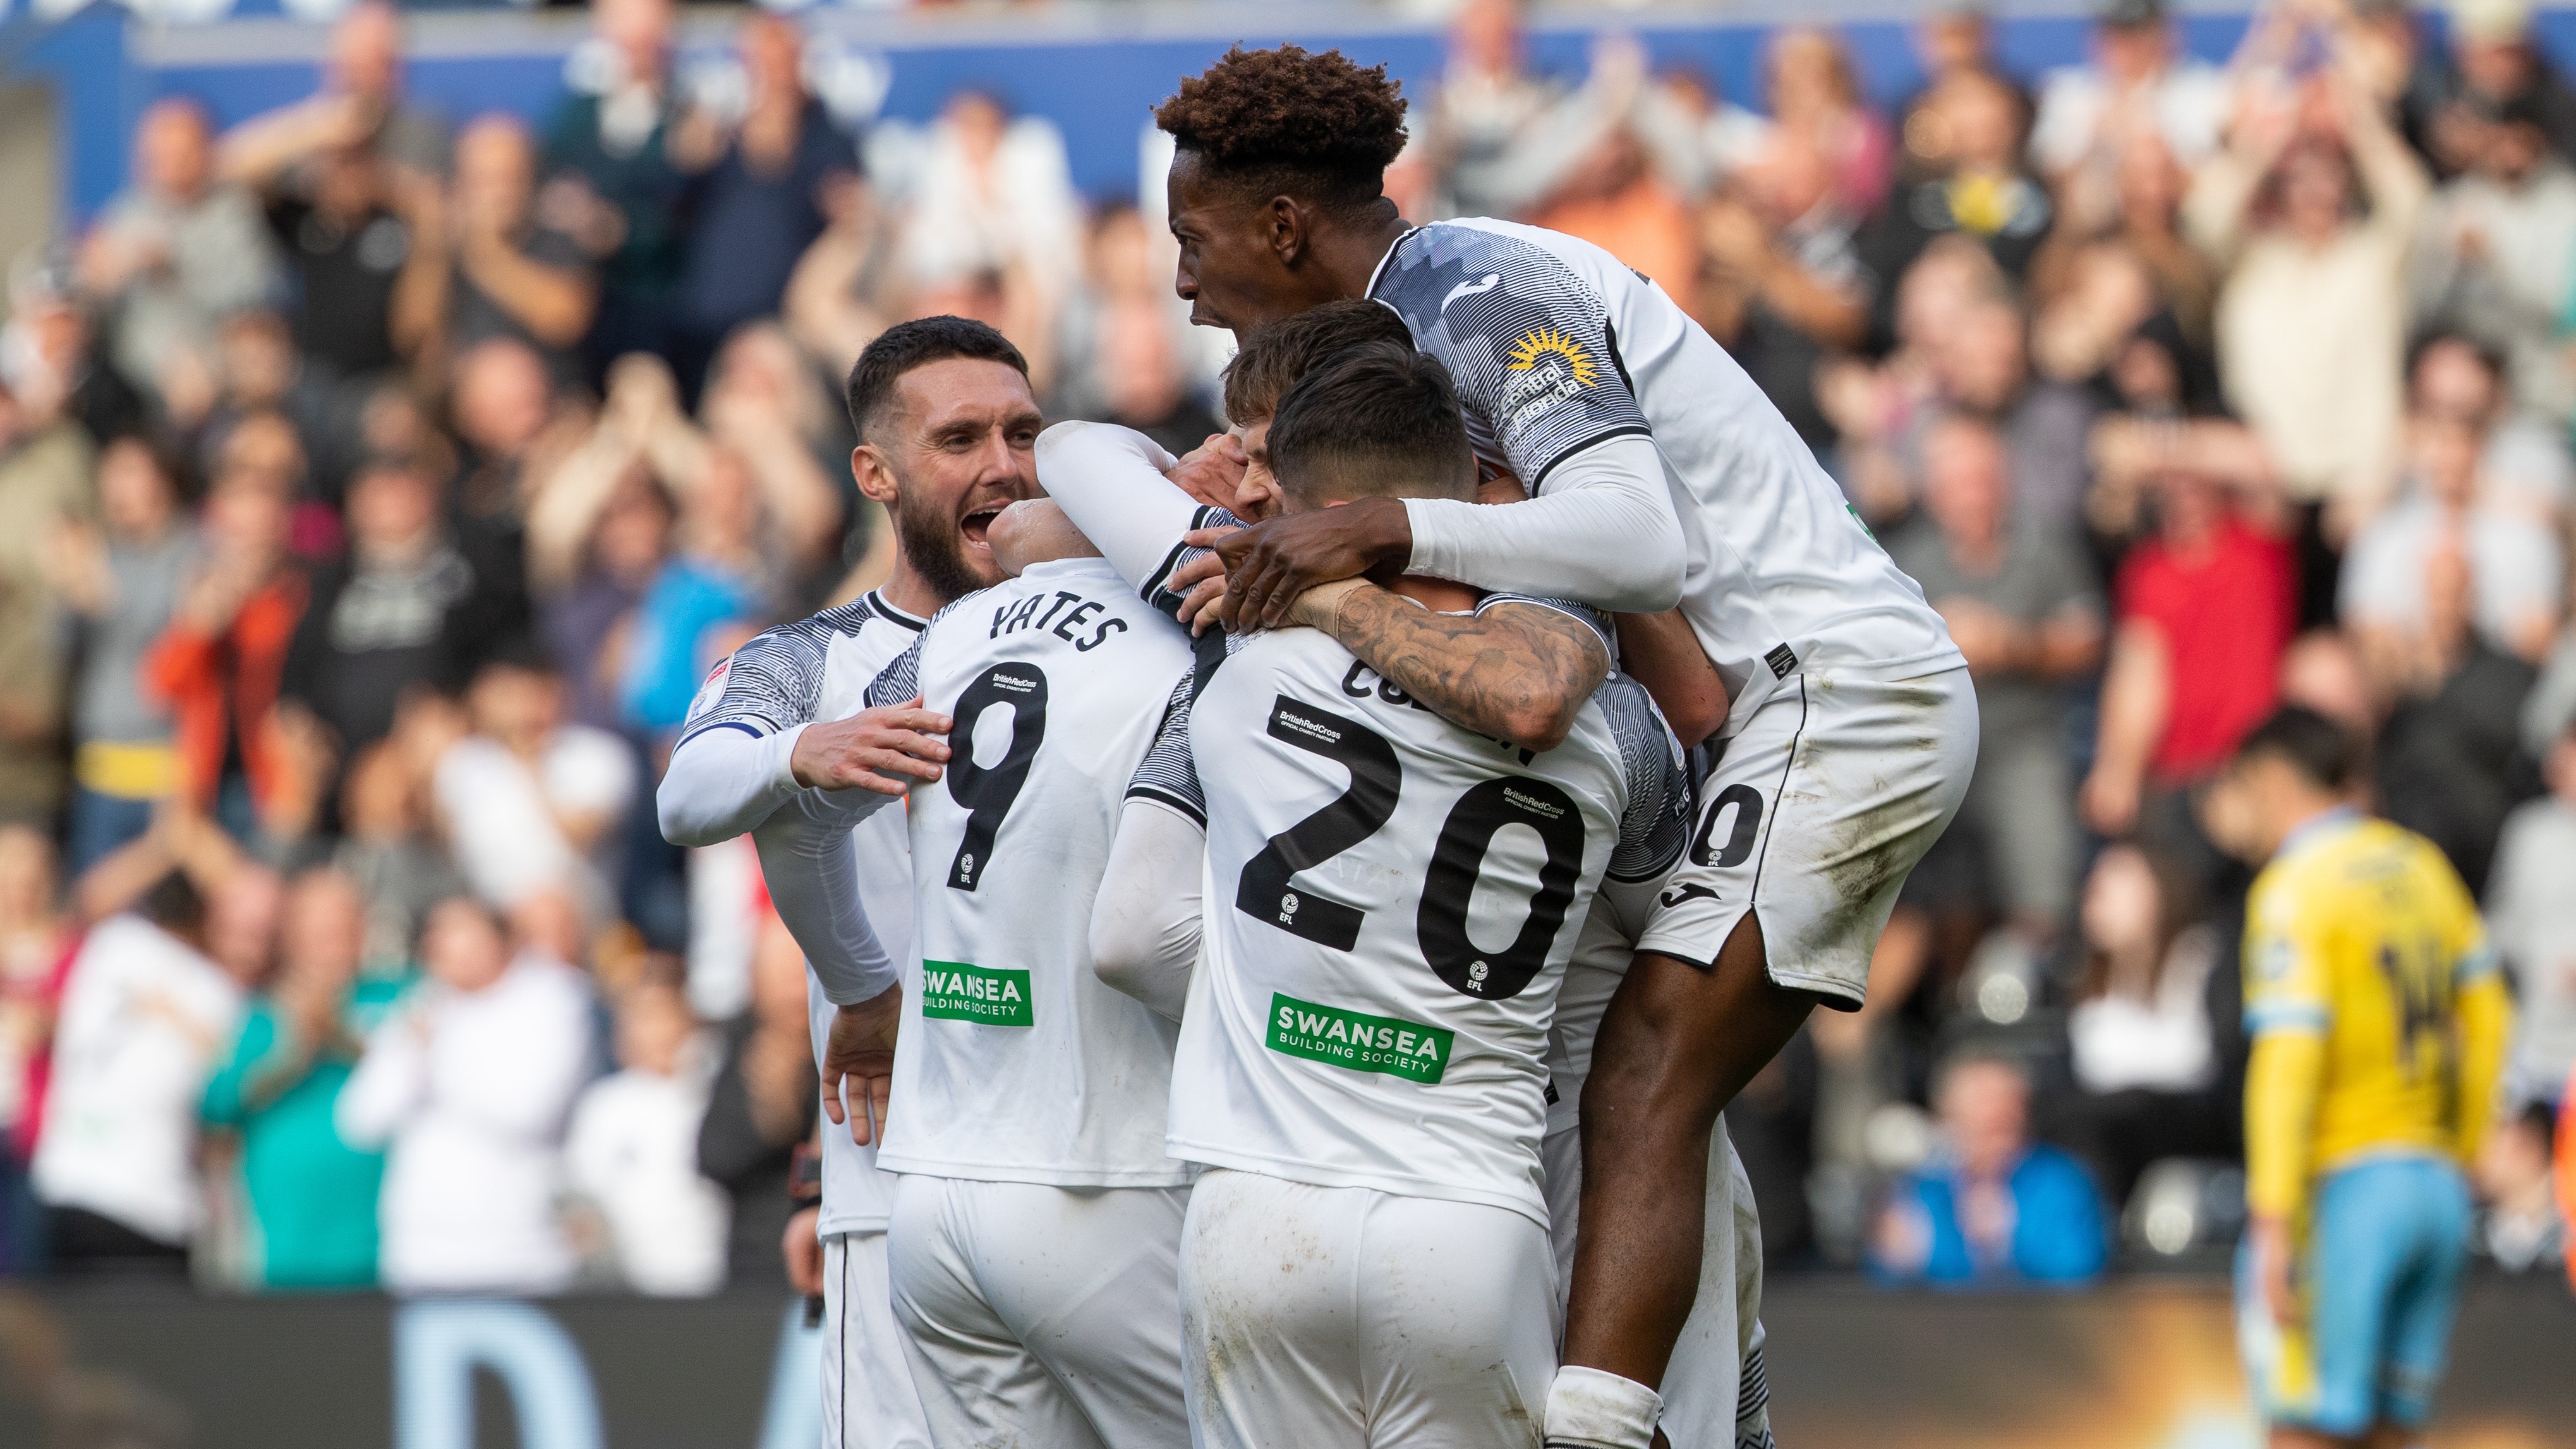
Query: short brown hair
1221 300 1417 425
1154 45 1408 216
1266 342 1473 507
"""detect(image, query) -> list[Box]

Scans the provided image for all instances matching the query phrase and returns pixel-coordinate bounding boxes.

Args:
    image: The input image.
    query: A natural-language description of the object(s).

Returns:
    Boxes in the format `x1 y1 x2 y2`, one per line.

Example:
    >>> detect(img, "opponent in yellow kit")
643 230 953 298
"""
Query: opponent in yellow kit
2228 710 2512 1446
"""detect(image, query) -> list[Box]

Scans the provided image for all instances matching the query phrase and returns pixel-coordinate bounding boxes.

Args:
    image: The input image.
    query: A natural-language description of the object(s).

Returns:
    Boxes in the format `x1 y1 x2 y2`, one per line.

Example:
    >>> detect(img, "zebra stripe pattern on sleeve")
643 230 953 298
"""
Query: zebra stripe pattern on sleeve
1123 674 1205 825
1599 674 1695 885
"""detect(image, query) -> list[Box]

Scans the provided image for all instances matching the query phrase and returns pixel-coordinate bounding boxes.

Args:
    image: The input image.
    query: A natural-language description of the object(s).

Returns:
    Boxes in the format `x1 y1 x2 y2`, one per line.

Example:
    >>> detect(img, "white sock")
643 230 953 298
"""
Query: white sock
1544 1364 1663 1449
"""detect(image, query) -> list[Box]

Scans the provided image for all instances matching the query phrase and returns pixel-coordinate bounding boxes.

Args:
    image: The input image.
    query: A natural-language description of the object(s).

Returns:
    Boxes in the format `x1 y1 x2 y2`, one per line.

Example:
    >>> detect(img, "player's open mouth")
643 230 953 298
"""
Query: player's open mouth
960 506 1003 552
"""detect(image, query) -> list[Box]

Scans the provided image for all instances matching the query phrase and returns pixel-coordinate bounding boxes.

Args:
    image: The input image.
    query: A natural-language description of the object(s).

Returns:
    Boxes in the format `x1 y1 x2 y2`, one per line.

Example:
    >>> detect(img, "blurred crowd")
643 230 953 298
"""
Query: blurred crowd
0 0 2573 1297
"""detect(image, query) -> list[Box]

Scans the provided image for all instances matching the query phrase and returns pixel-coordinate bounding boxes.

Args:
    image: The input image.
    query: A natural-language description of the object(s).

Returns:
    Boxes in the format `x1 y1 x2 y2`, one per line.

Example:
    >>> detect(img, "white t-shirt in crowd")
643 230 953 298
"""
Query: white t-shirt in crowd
337 953 595 1294
32 914 243 1244
432 727 638 910
2337 492 2566 654
564 1056 730 1296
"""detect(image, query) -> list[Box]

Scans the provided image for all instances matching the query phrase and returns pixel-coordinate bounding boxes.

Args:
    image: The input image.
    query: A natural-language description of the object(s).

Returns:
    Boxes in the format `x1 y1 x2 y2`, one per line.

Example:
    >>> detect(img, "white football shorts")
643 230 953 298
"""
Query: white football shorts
1178 1167 1556 1449
1639 665 1977 1005
886 1173 1191 1449
820 1229 933 1449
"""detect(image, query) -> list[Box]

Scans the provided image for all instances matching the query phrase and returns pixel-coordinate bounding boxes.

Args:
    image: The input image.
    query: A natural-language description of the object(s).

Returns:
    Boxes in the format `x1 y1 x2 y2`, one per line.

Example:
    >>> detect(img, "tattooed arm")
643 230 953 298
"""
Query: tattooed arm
1288 578 1612 753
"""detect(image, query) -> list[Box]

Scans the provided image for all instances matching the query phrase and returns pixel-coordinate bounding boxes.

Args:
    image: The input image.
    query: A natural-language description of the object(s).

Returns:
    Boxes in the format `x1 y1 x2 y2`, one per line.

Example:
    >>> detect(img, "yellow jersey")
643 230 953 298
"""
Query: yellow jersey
2241 811 2512 1220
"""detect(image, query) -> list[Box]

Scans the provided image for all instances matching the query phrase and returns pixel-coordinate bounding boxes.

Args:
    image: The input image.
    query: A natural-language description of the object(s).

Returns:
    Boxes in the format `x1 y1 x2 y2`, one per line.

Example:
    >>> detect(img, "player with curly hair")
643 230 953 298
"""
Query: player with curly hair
1129 42 1981 1449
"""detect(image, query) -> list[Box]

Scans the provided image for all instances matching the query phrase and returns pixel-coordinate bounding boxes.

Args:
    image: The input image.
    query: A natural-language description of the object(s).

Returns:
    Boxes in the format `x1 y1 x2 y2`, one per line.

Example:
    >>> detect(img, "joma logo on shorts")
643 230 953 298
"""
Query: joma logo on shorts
921 961 1034 1027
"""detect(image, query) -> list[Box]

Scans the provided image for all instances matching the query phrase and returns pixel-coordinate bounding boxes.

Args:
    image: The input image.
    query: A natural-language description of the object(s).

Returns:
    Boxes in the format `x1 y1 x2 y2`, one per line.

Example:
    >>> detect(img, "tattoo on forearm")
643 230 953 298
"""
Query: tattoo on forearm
1325 591 1609 746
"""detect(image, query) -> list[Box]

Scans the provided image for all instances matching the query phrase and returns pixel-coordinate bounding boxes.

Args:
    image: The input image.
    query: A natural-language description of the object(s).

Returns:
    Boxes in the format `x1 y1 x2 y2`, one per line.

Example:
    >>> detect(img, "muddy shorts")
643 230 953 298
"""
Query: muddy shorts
1178 1168 1557 1449
887 1174 1191 1449
1638 665 1977 1007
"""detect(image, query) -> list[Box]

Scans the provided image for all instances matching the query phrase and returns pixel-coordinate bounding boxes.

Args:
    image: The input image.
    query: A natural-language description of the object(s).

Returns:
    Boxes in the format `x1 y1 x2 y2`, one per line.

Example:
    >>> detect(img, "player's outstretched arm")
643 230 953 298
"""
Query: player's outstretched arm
1216 433 1686 631
1035 421 1216 601
1289 579 1611 753
1089 798 1206 1021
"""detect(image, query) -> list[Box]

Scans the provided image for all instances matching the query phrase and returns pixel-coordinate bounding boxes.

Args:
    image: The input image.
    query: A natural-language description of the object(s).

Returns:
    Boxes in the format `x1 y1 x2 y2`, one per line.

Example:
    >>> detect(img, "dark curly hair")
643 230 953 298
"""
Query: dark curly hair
1154 45 1408 215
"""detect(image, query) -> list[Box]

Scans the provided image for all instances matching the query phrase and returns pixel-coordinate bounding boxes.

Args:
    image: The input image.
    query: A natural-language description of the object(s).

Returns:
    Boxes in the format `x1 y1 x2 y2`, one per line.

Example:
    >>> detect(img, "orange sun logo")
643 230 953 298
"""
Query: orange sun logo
1506 327 1600 386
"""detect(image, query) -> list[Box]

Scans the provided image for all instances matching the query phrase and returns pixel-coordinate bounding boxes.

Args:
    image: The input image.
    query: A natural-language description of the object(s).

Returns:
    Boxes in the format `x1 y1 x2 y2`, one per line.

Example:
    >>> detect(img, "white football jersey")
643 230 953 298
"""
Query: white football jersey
1369 217 1964 731
677 589 926 1237
1149 615 1691 1225
864 558 1197 1189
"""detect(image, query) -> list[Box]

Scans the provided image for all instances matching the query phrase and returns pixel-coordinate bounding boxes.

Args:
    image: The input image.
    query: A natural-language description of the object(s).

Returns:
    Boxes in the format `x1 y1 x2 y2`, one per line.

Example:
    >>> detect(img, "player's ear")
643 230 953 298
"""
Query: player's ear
851 443 900 506
1267 194 1307 267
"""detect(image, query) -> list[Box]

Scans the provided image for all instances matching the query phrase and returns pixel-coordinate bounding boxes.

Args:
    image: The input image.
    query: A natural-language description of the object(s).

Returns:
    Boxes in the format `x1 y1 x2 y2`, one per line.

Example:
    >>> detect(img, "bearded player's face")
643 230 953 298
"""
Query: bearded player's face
856 356 1044 603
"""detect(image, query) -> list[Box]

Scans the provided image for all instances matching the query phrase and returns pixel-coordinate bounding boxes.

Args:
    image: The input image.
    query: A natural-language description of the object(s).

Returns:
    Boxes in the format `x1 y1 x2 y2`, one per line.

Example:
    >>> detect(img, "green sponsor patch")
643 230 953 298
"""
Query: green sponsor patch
921 961 1033 1026
1266 993 1453 1085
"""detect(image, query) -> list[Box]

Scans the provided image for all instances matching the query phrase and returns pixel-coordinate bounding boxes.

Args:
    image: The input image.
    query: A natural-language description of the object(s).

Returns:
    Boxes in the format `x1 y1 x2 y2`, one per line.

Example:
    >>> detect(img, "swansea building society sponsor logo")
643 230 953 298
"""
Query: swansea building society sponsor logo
1267 992 1455 1085
921 961 1034 1026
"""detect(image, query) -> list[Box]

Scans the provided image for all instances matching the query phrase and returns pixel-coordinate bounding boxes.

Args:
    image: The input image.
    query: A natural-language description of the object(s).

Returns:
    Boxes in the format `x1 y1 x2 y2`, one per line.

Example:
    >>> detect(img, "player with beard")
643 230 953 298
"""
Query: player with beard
1137 45 1977 1449
658 316 1039 1449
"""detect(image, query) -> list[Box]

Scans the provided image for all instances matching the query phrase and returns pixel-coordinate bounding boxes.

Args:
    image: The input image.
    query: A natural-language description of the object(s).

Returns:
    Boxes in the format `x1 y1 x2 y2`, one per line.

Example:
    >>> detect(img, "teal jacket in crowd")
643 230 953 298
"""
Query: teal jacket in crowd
201 978 405 1290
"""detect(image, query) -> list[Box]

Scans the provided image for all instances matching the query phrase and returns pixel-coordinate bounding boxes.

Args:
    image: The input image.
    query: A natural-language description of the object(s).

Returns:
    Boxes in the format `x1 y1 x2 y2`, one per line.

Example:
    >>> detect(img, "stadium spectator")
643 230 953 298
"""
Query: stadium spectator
2486 718 2576 1106
2340 406 2564 676
430 653 636 918
0 379 94 833
544 0 685 370
2081 425 2297 844
2372 540 2543 895
895 89 1082 358
2473 1104 2565 1273
219 0 449 183
2404 330 2572 526
2187 30 2429 559
2029 0 2228 185
1885 415 2102 936
2409 91 2576 428
1694 129 1872 454
669 13 858 399
35 818 274 1276
2427 0 2576 169
78 98 282 404
336 895 592 1295
1869 1055 2109 1286
1398 0 1566 221
694 912 816 1288
199 866 398 1290
0 827 67 1274
143 469 306 847
1862 67 2052 291
52 439 191 873
2057 843 2237 1211
419 115 597 382
280 452 517 765
222 104 432 389
565 978 725 1295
